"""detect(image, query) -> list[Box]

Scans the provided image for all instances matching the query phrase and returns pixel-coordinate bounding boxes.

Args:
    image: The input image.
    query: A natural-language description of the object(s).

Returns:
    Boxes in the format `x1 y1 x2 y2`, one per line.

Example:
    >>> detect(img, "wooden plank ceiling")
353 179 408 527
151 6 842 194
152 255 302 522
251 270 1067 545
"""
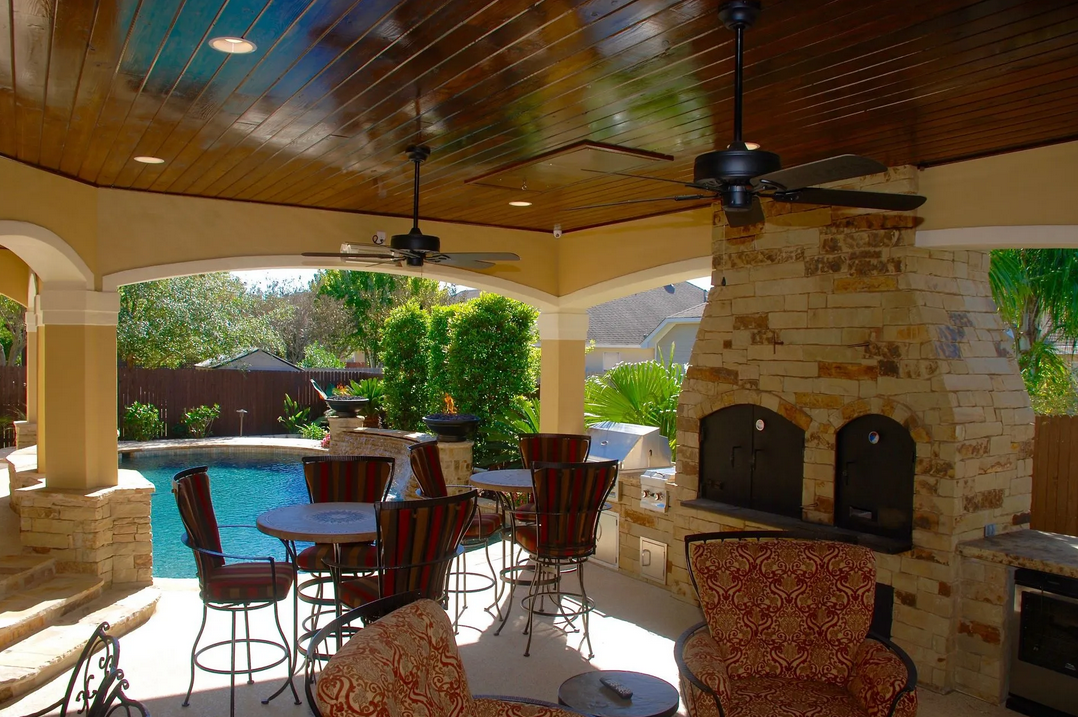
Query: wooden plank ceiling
2 0 1077 233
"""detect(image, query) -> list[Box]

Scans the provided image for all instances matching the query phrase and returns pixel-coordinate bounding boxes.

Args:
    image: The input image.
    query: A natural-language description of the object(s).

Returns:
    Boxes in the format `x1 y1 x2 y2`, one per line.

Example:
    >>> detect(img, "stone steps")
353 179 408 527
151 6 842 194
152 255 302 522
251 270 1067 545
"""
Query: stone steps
0 573 104 652
0 556 55 600
0 585 160 707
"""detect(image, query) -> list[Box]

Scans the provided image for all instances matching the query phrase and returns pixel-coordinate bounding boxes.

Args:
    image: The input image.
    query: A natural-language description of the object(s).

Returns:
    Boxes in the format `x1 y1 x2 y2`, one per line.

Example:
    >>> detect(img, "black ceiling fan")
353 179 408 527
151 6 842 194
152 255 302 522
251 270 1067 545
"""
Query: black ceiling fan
303 146 520 269
570 0 926 227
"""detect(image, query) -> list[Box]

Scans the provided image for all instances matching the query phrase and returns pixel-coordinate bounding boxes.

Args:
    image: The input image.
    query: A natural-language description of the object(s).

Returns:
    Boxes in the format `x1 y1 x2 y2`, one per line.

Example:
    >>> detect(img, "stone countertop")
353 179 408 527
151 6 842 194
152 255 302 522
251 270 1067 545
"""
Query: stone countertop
958 529 1078 579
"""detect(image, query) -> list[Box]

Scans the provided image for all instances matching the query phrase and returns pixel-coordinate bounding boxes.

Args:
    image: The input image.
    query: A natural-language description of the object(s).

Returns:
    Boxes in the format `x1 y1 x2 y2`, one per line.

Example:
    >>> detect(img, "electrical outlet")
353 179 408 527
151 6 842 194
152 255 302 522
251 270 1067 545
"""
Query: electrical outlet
984 523 997 537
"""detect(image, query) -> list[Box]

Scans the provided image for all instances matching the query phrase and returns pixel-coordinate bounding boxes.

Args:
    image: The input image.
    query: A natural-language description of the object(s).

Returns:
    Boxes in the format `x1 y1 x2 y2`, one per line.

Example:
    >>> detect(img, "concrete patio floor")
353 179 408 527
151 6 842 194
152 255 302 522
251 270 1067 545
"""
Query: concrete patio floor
0 541 1022 717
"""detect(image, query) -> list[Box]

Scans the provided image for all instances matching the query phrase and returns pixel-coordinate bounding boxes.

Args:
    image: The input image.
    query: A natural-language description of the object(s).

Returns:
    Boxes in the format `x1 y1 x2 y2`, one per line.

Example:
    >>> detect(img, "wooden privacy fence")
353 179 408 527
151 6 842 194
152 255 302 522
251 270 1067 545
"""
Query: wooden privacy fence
118 367 380 438
1031 415 1078 537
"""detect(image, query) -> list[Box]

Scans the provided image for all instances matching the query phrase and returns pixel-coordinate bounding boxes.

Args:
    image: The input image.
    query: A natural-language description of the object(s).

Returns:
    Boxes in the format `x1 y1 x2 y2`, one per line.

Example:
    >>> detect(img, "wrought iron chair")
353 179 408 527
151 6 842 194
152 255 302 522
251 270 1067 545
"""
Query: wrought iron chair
496 459 618 658
20 621 147 717
296 455 394 628
676 531 918 717
333 489 477 611
172 466 300 717
306 596 585 717
409 441 503 627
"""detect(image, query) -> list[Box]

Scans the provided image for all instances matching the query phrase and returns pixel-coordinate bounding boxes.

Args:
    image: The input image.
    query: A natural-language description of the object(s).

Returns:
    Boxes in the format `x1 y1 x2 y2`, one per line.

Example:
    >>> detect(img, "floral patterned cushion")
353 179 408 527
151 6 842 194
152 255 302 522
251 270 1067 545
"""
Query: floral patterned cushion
848 641 918 717
688 539 875 685
728 677 865 717
316 599 472 717
470 698 583 717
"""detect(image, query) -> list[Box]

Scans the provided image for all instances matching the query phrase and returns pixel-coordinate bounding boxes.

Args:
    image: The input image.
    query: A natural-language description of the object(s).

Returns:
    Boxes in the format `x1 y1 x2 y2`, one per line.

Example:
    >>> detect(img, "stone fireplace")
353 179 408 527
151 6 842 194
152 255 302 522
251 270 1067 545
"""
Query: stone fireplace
668 166 1034 699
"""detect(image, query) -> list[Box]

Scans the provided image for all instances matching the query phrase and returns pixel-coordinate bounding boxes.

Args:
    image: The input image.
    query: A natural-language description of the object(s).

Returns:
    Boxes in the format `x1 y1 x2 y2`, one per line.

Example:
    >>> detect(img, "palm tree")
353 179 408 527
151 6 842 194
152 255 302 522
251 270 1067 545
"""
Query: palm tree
989 249 1078 413
584 347 685 456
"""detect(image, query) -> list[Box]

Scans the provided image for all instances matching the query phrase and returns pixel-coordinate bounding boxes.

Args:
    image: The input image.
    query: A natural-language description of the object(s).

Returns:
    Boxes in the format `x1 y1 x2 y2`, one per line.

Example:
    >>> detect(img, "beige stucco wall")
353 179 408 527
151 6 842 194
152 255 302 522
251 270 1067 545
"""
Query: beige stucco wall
584 345 654 375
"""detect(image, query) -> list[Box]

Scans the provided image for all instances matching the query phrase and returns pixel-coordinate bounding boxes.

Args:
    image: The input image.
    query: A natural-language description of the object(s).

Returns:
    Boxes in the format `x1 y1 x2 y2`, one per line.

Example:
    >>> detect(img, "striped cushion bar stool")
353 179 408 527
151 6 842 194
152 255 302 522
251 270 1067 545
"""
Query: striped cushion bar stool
172 467 300 717
295 455 394 634
514 433 593 520
495 460 618 658
335 490 476 615
409 441 505 630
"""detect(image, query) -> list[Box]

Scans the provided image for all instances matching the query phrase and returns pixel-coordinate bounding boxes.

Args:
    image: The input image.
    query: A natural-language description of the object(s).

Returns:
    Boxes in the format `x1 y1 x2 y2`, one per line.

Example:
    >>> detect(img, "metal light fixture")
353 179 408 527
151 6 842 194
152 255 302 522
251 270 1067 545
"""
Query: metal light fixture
209 37 257 54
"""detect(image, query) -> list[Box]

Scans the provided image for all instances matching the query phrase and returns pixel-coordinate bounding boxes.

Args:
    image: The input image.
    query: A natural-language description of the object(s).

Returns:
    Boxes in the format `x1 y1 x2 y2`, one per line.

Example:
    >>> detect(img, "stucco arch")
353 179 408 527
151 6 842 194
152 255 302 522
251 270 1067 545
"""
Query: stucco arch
0 221 93 290
100 254 561 311
559 256 712 310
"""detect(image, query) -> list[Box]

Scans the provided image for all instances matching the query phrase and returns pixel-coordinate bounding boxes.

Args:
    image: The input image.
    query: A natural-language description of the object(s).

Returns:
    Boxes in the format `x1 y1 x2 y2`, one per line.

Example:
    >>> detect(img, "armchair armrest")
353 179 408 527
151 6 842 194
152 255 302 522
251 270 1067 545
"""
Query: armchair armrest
472 696 587 717
848 633 918 717
674 621 732 717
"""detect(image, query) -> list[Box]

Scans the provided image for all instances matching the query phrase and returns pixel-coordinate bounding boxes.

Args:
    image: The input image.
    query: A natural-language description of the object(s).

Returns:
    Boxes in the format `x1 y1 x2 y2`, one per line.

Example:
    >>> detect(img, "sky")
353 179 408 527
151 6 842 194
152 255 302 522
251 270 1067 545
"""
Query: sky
232 269 712 293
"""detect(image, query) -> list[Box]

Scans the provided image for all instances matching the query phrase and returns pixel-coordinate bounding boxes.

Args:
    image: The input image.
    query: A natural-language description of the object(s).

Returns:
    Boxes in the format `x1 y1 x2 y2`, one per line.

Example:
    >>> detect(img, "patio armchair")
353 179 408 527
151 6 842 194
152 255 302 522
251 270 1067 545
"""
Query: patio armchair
308 596 585 717
409 440 504 627
172 466 301 717
676 531 917 717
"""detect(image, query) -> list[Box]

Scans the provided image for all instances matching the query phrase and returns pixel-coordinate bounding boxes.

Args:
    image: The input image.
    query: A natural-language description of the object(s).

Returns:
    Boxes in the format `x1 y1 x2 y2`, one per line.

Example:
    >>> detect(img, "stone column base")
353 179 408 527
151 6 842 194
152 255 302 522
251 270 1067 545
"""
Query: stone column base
438 441 473 486
13 421 36 450
16 470 155 586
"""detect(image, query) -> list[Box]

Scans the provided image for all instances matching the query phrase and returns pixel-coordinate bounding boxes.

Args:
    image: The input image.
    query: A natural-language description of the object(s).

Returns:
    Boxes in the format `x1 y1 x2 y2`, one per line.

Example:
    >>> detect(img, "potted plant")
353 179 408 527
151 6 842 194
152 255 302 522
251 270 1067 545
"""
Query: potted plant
423 395 479 442
350 378 386 428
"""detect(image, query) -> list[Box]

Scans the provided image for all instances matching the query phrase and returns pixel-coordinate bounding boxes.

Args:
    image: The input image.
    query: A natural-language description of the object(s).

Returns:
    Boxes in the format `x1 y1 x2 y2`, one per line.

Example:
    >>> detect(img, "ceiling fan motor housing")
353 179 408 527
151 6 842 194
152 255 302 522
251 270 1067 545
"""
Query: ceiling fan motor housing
391 227 441 254
693 148 781 189
718 0 761 29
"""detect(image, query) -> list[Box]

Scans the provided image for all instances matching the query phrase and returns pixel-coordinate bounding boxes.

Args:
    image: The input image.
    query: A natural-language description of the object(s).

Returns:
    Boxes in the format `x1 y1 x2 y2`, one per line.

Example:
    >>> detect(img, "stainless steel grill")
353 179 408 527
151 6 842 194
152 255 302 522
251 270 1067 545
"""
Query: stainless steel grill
587 422 673 473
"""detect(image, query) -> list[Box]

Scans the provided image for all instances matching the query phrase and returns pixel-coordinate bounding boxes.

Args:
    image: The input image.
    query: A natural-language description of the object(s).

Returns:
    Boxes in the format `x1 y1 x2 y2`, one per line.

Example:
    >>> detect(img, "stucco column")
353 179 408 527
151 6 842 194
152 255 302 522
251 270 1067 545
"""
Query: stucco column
24 309 37 422
537 311 588 434
36 289 120 489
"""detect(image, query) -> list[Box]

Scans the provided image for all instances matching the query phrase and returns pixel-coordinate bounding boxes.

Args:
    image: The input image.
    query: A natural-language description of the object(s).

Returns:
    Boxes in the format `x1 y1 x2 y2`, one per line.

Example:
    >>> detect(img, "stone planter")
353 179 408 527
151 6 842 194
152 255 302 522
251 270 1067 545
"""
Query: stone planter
422 414 479 442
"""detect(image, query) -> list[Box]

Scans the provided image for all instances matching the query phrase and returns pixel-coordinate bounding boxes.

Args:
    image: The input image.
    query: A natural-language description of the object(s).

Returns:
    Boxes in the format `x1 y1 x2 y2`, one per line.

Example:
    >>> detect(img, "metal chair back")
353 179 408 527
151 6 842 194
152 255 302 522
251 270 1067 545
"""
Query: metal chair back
518 433 591 468
408 441 448 498
172 466 224 585
375 490 476 601
302 455 394 503
528 460 617 559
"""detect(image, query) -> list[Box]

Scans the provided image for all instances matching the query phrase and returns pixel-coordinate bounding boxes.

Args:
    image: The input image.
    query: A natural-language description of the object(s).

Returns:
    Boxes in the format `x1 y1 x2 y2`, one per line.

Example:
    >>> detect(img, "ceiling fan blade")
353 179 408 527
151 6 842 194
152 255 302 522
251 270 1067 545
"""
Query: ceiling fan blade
724 197 765 227
301 251 396 259
436 256 497 270
441 252 520 262
580 168 706 189
773 188 926 211
568 195 711 210
756 155 887 191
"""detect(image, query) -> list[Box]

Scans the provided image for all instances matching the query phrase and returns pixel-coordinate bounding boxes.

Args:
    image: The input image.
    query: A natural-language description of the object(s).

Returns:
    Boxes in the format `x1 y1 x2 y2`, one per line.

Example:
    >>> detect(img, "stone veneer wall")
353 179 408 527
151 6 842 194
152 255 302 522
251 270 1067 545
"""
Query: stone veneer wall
326 420 473 497
15 470 154 586
659 167 1032 698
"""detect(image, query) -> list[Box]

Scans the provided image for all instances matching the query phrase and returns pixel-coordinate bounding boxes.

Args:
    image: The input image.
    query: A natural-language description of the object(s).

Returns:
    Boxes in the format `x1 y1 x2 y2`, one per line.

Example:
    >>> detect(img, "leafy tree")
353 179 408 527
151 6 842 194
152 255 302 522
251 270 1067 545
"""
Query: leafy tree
990 249 1078 413
253 278 354 364
426 304 461 412
380 301 430 431
446 294 538 464
117 274 282 368
301 342 346 368
319 271 447 364
0 295 25 366
584 347 684 457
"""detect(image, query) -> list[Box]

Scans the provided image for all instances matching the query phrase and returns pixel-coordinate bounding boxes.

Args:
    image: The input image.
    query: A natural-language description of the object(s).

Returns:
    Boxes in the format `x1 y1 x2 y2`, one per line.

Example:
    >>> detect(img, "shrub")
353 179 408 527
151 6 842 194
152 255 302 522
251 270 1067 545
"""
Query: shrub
485 396 541 468
182 404 220 438
349 377 386 424
380 301 430 431
425 304 460 412
584 346 684 458
278 393 310 434
123 402 163 441
446 294 538 465
300 423 329 441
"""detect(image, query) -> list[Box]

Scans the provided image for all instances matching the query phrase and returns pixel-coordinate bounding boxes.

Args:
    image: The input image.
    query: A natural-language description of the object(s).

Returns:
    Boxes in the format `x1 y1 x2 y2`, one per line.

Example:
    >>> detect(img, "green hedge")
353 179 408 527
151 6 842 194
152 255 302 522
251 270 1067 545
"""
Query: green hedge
426 304 461 413
380 301 430 431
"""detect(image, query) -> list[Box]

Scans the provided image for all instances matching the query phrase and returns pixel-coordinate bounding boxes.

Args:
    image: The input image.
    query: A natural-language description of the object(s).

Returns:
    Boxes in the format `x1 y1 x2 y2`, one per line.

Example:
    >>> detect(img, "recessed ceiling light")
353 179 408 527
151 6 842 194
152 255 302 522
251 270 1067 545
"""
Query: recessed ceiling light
509 200 532 207
209 37 257 54
133 156 165 164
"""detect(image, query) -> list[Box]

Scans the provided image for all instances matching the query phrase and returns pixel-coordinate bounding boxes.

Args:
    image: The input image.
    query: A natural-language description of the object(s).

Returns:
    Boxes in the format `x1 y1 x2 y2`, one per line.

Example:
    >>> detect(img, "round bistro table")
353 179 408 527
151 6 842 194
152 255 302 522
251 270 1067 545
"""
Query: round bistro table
558 671 679 717
256 502 377 544
469 468 533 494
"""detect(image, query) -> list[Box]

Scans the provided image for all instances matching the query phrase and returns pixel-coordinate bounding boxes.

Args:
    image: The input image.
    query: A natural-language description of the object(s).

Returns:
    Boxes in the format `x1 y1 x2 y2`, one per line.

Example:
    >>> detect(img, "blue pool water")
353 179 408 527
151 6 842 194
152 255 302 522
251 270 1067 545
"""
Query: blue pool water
122 451 310 579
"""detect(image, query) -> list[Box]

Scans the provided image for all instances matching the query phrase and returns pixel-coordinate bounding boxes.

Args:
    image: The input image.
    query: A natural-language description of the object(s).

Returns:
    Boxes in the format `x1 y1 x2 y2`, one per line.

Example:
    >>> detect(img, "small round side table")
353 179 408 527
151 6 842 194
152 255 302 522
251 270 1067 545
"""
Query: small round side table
558 670 680 717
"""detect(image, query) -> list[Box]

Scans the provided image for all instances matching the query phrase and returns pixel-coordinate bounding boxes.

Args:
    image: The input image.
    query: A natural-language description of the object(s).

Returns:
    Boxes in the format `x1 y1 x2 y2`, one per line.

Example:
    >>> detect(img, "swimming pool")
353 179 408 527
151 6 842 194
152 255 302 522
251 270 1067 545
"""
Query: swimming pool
123 451 310 579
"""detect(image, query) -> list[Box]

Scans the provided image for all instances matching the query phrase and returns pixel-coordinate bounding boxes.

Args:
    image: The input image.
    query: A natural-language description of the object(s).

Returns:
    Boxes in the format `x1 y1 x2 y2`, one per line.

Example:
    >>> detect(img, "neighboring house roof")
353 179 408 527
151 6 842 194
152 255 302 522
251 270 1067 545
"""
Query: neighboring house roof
195 348 301 371
642 302 707 347
587 283 707 346
447 288 482 304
